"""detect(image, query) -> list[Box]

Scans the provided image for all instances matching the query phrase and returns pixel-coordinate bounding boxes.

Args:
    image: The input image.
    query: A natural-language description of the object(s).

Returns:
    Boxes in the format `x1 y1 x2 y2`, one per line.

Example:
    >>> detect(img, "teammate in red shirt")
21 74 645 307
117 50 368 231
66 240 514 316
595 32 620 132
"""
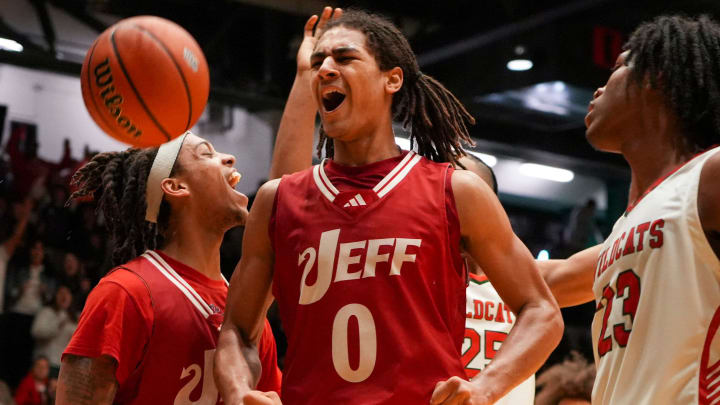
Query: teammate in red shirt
56 132 282 404
215 8 562 405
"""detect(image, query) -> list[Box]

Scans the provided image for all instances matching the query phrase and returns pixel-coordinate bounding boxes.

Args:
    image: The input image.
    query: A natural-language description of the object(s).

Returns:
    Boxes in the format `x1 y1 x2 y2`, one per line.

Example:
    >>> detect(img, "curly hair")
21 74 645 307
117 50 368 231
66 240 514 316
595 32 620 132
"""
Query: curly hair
68 148 181 267
536 351 595 405
625 15 720 152
316 9 475 165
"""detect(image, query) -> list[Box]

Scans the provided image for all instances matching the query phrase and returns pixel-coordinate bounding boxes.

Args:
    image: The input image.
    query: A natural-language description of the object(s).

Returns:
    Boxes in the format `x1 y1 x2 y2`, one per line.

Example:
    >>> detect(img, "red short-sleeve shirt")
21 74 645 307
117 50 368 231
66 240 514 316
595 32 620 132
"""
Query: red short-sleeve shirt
64 251 282 393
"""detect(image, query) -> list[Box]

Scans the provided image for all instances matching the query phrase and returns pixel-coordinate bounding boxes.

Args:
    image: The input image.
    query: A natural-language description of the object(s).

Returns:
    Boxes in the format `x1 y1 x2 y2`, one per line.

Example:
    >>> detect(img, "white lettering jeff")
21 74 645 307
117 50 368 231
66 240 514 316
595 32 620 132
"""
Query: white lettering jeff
298 228 422 305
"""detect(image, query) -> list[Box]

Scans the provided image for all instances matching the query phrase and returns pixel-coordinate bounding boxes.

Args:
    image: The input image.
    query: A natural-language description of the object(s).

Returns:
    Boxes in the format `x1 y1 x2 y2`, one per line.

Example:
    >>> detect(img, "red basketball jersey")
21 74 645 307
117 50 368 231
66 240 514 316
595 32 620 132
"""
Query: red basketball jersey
113 251 231 404
271 151 467 405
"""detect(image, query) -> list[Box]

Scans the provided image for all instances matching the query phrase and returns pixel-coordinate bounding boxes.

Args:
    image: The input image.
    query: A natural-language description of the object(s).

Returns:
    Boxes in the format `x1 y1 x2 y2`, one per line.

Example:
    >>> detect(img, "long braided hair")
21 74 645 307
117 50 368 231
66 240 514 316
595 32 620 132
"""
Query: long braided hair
625 15 720 152
69 148 181 267
316 9 475 165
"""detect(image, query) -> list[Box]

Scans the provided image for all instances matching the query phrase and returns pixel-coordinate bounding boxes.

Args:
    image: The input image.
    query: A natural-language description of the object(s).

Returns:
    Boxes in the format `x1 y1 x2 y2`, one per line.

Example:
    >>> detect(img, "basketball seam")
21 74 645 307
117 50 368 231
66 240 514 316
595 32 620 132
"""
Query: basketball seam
110 27 172 142
85 40 118 137
130 23 194 132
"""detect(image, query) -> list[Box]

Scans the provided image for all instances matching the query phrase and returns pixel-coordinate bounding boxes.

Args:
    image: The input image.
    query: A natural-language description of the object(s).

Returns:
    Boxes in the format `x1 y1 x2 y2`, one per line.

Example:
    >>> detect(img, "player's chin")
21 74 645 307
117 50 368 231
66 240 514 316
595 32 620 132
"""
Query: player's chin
236 206 249 226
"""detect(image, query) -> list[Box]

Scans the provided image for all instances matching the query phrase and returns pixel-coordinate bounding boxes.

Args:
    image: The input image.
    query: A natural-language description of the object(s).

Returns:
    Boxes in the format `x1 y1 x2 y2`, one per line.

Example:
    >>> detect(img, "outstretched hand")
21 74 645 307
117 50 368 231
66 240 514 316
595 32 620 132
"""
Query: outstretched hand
296 6 342 73
242 390 282 405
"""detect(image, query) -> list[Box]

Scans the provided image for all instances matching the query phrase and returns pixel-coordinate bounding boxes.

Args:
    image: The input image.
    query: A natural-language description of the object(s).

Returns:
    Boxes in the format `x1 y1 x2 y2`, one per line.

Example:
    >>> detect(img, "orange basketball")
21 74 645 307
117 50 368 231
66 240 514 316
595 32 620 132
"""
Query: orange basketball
81 16 209 147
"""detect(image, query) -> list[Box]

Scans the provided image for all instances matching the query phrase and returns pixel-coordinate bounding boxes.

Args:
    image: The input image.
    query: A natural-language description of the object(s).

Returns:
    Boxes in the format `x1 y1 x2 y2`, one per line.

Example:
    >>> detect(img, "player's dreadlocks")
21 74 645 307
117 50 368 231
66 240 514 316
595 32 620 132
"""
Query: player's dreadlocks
625 15 720 152
316 9 475 165
68 148 181 267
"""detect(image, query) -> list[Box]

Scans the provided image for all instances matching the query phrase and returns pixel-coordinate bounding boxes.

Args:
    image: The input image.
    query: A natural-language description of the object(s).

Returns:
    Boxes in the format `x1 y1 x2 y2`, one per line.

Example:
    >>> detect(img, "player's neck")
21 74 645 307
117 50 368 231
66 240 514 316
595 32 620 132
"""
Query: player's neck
623 122 694 205
332 126 400 166
160 218 224 281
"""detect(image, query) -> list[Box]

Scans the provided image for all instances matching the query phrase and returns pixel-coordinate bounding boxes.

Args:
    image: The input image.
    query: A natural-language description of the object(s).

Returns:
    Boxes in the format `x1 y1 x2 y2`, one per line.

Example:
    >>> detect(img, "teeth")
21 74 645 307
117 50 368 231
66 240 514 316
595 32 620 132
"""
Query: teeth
322 88 344 99
229 172 242 188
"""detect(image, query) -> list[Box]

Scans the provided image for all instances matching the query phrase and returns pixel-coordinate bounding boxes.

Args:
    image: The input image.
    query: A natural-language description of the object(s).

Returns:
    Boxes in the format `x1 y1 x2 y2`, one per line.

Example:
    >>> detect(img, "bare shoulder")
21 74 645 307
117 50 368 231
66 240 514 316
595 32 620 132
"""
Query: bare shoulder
57 355 118 405
451 168 510 241
698 150 720 227
249 178 281 213
450 169 497 212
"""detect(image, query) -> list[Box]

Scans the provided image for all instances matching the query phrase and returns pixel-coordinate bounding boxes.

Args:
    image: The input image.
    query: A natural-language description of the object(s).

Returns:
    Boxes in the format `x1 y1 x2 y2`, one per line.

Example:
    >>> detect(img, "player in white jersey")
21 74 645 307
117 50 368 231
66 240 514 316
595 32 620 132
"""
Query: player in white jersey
539 15 720 405
459 155 536 405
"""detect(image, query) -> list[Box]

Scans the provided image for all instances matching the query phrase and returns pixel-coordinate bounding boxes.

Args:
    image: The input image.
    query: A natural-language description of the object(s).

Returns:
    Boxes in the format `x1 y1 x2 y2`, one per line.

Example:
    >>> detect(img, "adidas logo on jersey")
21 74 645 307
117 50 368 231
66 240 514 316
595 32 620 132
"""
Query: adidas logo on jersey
343 194 367 207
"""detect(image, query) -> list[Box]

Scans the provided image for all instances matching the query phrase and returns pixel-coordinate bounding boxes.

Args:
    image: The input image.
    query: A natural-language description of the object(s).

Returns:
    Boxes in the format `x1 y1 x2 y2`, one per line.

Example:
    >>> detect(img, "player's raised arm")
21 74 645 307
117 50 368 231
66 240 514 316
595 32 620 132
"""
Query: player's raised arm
432 170 563 405
215 180 280 404
268 7 342 179
56 355 118 405
537 245 600 308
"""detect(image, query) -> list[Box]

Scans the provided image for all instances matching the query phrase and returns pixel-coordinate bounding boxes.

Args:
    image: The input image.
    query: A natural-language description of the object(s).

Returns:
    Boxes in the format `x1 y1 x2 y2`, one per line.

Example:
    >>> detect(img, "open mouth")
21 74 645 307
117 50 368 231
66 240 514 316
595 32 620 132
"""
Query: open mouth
322 90 346 112
228 172 242 189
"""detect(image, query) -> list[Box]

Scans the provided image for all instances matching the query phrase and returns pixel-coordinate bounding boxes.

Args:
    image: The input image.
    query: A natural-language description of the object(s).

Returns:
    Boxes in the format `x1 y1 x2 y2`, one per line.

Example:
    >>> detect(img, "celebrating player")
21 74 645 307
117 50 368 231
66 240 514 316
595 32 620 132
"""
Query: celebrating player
215 8 562 405
56 132 281 404
539 15 720 404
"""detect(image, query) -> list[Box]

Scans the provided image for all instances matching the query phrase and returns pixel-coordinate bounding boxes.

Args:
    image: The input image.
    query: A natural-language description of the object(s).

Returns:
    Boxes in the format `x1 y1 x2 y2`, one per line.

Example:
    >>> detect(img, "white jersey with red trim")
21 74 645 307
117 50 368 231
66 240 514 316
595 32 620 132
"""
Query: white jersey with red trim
463 273 535 405
591 146 720 405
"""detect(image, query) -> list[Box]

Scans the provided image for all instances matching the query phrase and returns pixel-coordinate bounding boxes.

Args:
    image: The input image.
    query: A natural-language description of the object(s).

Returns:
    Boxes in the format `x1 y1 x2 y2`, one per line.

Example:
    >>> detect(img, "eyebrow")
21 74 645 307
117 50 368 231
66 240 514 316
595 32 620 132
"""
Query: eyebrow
311 46 359 60
194 141 213 152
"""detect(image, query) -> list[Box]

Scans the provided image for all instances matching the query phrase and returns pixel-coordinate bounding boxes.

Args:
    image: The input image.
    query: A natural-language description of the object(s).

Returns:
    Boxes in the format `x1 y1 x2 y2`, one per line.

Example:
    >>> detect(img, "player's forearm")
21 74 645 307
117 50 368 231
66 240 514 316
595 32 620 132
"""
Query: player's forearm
56 355 118 405
269 70 317 180
471 300 563 403
214 325 263 404
538 245 599 307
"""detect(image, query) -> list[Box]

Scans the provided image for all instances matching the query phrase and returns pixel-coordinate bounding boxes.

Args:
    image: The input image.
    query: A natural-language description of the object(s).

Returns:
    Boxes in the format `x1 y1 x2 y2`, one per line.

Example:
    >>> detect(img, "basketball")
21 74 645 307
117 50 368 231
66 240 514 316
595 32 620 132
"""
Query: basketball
80 16 209 147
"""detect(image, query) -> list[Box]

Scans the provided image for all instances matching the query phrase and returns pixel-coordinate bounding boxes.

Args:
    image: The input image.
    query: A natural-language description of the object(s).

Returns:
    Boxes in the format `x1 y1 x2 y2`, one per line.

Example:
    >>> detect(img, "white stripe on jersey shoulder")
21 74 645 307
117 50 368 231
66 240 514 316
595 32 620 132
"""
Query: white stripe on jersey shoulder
313 163 337 202
376 153 422 198
372 151 417 192
318 159 340 194
142 251 212 319
314 151 422 203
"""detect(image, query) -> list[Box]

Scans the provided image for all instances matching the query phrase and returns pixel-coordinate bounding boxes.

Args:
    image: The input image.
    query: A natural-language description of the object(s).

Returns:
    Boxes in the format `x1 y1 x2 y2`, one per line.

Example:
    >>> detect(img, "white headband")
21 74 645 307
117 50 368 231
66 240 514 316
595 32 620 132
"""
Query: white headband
145 132 189 223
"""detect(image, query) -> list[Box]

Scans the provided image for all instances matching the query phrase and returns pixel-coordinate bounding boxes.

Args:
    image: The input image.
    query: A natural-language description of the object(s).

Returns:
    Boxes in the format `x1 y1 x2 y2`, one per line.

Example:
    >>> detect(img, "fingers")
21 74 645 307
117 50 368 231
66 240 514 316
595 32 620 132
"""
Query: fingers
315 6 333 33
333 8 343 20
430 377 471 405
315 7 343 34
304 15 319 37
243 391 280 405
430 379 455 404
262 391 282 404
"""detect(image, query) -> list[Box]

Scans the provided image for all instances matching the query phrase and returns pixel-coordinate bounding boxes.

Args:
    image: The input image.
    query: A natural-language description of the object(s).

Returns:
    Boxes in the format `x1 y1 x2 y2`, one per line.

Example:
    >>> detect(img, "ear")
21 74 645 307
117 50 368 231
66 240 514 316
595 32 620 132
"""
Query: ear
385 66 404 95
160 177 189 200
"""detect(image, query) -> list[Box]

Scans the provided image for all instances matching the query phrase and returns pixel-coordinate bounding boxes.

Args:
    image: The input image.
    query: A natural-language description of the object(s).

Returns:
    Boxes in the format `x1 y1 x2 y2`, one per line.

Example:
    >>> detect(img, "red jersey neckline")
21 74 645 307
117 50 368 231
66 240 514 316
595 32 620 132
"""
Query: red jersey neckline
154 250 227 289
313 150 422 204
324 150 409 177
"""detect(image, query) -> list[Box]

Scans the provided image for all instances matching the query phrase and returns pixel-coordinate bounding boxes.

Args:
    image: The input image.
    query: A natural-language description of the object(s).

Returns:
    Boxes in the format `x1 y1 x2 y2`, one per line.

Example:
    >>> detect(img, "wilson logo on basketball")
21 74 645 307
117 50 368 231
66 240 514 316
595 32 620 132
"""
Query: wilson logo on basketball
93 57 143 139
183 47 199 72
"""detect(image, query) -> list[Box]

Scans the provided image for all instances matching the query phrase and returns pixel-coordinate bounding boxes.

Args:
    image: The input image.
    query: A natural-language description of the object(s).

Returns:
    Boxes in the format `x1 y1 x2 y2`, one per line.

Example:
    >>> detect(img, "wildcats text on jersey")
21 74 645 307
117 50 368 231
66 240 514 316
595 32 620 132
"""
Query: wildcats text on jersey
297 228 422 305
465 299 514 325
595 218 664 279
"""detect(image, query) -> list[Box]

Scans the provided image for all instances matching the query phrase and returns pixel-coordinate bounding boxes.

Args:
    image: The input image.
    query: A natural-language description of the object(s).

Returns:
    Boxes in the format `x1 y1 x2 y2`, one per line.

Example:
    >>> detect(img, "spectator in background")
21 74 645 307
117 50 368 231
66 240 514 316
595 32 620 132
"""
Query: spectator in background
36 185 73 252
57 253 91 312
0 379 14 405
5 239 56 314
562 199 602 255
31 286 77 377
0 199 32 314
3 239 56 387
4 124 52 200
13 356 50 405
535 351 595 405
